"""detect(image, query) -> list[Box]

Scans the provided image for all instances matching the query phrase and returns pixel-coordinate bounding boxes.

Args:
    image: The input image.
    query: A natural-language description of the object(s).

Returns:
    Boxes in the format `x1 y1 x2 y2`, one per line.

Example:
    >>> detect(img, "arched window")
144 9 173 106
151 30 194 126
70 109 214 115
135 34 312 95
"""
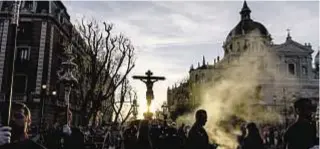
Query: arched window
302 66 307 75
244 39 248 50
195 74 199 82
237 42 240 52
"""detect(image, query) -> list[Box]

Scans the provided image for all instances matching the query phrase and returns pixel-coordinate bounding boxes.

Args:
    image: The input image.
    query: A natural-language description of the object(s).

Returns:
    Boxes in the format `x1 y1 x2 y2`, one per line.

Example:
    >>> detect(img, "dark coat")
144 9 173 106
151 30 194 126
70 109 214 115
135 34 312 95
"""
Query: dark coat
186 124 209 149
284 119 317 149
0 139 46 149
45 127 85 149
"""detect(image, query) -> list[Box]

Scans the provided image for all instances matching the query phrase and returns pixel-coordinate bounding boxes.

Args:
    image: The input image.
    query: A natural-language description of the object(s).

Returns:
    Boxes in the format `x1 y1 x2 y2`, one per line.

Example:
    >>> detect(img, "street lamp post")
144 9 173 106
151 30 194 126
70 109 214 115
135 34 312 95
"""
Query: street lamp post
39 86 57 138
52 91 57 96
39 84 47 133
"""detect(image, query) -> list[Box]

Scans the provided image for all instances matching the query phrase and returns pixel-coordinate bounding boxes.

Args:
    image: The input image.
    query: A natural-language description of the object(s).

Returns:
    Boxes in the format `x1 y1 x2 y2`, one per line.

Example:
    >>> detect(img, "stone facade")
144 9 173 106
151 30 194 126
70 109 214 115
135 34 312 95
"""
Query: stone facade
167 1 319 120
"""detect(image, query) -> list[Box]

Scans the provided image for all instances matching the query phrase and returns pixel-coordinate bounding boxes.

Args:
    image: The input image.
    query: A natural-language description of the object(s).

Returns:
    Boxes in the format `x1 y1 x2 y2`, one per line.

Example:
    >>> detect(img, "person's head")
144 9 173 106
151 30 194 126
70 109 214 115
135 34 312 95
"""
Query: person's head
246 122 260 137
240 124 247 136
195 109 207 126
294 98 313 119
54 109 72 126
0 102 31 138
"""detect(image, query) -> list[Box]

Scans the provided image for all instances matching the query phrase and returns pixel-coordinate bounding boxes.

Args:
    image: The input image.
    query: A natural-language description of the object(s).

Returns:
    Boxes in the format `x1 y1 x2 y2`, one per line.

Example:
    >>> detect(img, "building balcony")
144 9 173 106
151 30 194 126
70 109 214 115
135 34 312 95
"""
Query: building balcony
51 100 81 110
13 93 27 102
0 93 27 102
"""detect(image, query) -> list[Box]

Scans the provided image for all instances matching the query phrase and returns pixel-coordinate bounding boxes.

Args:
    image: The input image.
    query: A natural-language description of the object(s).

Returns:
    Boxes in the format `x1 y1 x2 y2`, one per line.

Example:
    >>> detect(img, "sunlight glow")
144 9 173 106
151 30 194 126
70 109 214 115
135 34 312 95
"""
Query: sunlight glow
137 98 161 119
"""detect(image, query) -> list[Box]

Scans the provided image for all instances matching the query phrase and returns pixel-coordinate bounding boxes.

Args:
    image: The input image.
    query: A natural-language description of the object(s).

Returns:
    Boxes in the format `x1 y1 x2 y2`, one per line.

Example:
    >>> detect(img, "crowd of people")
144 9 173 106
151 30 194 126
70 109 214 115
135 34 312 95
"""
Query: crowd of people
0 97 318 149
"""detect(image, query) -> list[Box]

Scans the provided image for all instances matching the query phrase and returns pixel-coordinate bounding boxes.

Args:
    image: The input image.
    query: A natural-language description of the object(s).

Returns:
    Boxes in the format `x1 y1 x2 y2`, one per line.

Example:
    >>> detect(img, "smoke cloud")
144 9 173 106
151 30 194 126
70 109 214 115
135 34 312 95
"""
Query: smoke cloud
176 31 296 149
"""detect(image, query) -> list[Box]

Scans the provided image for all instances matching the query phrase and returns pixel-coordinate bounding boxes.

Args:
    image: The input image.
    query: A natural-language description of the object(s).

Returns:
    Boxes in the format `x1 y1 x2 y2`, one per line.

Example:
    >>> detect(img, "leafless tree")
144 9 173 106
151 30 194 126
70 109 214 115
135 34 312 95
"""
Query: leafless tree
73 18 135 125
111 78 138 125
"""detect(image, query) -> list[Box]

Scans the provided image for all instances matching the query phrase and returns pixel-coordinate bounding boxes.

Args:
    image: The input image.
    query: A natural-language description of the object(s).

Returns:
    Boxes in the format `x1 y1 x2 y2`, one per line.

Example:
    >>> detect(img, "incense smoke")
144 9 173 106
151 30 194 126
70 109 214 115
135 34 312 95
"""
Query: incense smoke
177 31 299 149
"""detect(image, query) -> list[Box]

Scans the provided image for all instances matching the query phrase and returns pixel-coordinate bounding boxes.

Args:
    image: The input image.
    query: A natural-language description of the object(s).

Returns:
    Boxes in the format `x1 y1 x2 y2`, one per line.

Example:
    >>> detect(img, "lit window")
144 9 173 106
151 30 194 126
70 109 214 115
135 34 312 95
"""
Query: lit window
17 47 29 61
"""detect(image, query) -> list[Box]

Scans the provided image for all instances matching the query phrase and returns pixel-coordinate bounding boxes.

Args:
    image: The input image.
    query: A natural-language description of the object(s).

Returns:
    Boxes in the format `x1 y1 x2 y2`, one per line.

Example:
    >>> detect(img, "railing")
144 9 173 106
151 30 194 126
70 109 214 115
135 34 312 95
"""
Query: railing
0 93 27 102
52 100 81 110
12 93 27 102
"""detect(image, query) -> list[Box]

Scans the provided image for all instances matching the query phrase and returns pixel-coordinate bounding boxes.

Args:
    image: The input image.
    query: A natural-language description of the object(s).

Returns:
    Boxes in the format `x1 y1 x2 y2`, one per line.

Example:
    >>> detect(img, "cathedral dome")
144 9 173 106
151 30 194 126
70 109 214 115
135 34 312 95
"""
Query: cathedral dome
226 21 269 42
225 1 270 42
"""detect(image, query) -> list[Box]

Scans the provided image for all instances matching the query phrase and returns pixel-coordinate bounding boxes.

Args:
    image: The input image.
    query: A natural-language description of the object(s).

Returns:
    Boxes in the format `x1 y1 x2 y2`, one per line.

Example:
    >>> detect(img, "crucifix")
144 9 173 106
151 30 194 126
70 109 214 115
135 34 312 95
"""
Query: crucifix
133 70 165 113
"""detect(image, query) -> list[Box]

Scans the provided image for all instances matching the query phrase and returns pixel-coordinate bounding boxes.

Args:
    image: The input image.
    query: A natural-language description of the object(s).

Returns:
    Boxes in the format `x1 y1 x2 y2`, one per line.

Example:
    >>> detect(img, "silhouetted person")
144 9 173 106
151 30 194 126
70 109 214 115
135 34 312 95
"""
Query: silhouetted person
242 122 264 149
164 123 179 149
186 109 209 149
123 122 138 149
0 102 46 149
283 98 317 149
136 120 153 149
45 110 84 149
178 123 187 149
237 124 247 149
268 127 275 147
150 123 161 149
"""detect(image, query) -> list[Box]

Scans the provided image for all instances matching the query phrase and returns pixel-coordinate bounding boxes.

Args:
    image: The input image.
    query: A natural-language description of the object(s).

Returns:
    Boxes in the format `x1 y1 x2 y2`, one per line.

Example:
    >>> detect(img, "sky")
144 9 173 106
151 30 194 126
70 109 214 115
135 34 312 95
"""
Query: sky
63 1 319 118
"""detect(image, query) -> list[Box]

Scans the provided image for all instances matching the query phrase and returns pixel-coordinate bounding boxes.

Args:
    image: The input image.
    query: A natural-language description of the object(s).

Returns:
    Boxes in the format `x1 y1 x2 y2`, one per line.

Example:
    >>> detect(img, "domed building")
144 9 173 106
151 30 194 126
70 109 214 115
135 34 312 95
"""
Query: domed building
167 1 319 122
223 1 272 58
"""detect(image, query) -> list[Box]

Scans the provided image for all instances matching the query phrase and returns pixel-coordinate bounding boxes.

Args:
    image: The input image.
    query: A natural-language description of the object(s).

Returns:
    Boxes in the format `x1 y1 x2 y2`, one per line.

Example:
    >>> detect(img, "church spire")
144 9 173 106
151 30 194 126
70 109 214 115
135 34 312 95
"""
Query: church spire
202 56 206 66
240 0 251 20
189 64 194 72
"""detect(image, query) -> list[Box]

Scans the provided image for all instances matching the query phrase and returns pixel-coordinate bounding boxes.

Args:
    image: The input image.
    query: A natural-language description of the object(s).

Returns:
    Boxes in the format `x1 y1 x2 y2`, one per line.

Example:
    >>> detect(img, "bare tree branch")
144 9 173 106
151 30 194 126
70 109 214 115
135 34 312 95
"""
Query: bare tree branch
73 17 136 125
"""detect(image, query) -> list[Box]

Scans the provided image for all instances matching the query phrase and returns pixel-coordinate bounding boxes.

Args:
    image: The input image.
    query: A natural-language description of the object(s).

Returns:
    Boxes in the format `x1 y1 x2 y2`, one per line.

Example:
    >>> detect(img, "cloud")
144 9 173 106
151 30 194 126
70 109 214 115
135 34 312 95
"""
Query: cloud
64 1 319 117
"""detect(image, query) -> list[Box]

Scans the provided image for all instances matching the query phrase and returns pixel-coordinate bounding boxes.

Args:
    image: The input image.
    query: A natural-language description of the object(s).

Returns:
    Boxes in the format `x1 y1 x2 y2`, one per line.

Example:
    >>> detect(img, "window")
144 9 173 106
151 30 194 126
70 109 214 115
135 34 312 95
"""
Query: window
244 39 248 50
302 66 307 75
255 85 262 99
258 57 264 71
13 75 27 93
195 74 199 82
288 64 295 75
59 15 64 24
17 23 32 41
1 1 13 11
16 47 30 61
36 1 48 13
276 64 281 72
237 42 240 52
21 1 33 12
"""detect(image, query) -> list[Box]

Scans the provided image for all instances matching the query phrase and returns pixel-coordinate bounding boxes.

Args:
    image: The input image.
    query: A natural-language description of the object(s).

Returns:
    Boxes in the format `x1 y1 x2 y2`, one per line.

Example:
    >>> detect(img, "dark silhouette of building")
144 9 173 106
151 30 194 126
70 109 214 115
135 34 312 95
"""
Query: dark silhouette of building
0 1 83 126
